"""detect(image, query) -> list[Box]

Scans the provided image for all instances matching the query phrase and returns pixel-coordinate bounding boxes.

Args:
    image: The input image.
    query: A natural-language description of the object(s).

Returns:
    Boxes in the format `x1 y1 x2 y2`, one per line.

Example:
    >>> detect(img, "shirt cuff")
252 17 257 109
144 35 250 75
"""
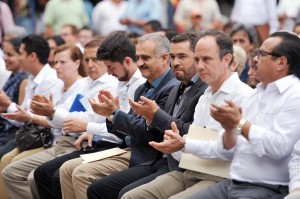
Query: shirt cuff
290 181 300 192
171 151 182 161
87 122 107 135
7 102 17 113
48 108 70 128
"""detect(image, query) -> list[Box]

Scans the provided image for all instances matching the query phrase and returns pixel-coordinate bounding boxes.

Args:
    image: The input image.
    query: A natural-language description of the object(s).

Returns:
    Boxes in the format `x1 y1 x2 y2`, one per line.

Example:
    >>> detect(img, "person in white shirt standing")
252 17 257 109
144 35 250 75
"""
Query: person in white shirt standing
152 31 300 199
92 0 127 36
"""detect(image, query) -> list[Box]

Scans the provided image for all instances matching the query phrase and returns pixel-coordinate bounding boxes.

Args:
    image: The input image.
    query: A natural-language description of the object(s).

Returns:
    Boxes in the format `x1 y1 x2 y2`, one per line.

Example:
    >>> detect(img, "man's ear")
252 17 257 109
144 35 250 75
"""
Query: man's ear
276 56 288 71
223 53 233 67
161 53 169 63
29 52 37 61
123 57 131 67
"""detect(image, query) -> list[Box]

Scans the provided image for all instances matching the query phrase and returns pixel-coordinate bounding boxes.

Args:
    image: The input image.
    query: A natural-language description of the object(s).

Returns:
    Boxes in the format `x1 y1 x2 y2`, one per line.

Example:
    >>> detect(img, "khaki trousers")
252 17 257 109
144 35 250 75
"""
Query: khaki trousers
1 136 78 199
121 170 224 199
60 150 131 199
0 147 45 199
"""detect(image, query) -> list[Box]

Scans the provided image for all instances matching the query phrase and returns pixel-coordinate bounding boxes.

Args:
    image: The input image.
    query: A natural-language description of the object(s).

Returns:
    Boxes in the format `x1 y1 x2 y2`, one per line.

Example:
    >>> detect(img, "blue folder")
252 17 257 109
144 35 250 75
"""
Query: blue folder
69 94 87 112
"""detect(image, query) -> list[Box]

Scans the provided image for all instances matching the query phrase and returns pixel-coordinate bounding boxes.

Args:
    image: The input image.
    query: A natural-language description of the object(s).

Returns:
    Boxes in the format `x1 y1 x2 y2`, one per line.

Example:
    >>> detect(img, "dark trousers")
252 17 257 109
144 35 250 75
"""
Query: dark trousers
34 150 81 199
34 141 120 199
87 158 169 199
188 179 289 199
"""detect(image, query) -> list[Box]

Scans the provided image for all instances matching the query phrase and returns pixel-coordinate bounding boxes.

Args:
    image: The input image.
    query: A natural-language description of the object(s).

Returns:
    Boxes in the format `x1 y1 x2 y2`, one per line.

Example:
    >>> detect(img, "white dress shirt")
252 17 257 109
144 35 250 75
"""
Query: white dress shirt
231 0 279 33
92 0 128 36
7 64 63 126
51 78 85 143
0 57 11 88
187 75 300 186
118 69 145 113
173 72 252 161
48 73 121 143
288 139 300 192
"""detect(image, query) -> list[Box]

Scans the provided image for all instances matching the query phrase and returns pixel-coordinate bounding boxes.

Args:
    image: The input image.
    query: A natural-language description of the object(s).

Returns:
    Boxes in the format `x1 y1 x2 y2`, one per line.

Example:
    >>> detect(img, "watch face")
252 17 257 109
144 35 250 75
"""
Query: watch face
235 128 242 135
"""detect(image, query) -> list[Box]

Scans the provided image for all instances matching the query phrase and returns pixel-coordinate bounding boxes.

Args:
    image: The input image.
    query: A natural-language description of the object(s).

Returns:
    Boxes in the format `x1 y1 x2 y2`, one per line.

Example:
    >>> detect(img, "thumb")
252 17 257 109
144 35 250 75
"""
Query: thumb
16 105 25 112
88 98 96 105
140 96 152 104
171 122 179 135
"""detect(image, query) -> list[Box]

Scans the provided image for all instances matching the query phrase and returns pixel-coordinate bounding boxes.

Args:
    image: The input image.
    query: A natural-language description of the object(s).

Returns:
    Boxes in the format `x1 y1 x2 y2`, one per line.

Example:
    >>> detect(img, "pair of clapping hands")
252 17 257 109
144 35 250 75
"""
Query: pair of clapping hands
89 90 160 125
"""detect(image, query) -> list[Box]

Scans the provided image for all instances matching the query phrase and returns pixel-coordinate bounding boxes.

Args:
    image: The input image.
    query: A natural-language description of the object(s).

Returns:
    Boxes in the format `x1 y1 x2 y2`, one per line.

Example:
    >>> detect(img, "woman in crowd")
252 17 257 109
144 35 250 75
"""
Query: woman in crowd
0 37 28 156
47 35 65 67
0 44 86 199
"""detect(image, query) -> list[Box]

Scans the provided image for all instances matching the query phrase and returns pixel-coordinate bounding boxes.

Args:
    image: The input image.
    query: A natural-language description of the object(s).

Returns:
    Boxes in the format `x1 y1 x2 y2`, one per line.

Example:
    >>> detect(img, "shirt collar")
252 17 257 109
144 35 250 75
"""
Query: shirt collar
205 72 240 95
150 67 170 89
257 74 299 94
36 64 53 85
88 73 115 85
29 64 52 86
128 68 145 85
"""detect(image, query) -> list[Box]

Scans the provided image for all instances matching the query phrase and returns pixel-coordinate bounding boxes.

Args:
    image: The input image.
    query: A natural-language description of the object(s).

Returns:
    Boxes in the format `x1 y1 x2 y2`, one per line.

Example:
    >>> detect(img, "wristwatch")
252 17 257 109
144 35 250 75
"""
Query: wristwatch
236 118 246 135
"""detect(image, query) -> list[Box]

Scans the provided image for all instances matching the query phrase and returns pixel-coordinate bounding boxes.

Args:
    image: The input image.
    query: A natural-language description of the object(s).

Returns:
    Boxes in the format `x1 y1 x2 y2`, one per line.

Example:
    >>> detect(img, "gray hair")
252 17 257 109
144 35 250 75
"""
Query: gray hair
4 26 28 38
138 33 170 57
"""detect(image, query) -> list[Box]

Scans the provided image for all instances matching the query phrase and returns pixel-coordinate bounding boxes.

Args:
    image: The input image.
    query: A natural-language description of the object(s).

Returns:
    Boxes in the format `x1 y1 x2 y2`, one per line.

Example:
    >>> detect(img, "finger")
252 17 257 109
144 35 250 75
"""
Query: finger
42 96 49 103
74 138 83 150
87 135 93 147
49 94 53 103
88 98 96 105
16 105 25 113
101 95 113 105
149 141 168 153
102 90 113 100
1 113 14 119
239 107 242 115
139 96 153 104
211 103 222 111
224 99 236 108
129 99 139 109
170 122 179 134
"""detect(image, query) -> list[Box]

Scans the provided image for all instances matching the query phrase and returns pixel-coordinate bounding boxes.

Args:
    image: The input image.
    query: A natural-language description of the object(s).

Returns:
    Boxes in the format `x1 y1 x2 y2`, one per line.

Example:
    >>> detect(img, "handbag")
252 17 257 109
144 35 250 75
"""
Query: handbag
14 122 53 152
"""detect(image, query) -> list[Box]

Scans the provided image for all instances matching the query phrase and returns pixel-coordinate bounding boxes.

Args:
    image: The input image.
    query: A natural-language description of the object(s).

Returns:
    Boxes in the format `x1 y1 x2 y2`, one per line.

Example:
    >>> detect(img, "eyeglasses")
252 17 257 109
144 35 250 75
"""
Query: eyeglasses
257 49 281 59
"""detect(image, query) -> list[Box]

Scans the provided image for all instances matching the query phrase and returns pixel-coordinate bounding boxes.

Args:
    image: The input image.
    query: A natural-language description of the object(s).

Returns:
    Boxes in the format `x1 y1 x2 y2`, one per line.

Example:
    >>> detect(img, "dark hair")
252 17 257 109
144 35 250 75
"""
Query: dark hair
79 26 98 37
158 28 179 41
270 31 300 79
5 37 22 53
47 35 65 46
97 32 136 63
230 23 257 45
54 44 86 77
21 34 50 64
145 20 162 32
171 32 200 52
200 29 233 64
84 39 104 49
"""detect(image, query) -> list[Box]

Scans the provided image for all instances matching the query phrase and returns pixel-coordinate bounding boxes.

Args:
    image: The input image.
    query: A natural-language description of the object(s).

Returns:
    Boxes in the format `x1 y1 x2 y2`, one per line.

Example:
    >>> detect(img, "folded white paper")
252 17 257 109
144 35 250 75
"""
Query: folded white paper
179 124 231 178
80 147 127 164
